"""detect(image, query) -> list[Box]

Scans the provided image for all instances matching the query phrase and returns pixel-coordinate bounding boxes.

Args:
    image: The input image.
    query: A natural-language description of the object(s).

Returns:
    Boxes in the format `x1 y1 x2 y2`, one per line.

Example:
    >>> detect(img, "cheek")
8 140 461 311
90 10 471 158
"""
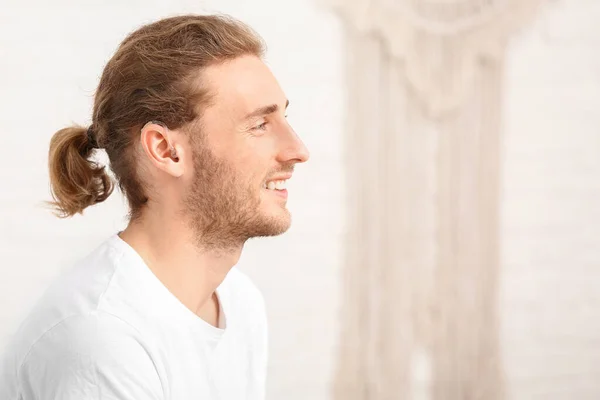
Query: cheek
235 144 273 181
217 154 262 191
239 162 267 187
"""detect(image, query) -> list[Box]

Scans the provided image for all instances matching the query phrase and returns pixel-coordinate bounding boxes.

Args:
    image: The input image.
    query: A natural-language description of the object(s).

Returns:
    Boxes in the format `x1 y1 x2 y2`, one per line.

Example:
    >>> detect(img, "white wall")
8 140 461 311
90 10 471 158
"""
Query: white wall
501 0 600 398
0 1 343 399
1 0 599 399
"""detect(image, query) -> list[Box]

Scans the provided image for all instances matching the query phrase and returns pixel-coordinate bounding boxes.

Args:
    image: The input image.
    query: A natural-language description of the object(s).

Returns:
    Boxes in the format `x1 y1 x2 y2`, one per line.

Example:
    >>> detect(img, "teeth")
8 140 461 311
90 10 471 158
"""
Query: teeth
265 180 287 190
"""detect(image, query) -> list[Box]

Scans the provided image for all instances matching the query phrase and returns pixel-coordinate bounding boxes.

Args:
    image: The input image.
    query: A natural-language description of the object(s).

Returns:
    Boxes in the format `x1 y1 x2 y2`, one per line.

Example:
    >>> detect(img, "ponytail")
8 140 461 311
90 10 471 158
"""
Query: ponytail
47 126 114 217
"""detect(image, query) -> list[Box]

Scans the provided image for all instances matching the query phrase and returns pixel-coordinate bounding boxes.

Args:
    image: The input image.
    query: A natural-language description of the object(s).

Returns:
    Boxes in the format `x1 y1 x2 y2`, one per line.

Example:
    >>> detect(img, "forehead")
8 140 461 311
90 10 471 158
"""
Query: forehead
201 55 286 116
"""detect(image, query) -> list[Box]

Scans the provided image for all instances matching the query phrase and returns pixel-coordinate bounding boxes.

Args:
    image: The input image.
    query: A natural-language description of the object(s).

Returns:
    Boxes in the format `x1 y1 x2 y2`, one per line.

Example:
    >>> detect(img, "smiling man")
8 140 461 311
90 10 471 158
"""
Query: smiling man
0 14 308 400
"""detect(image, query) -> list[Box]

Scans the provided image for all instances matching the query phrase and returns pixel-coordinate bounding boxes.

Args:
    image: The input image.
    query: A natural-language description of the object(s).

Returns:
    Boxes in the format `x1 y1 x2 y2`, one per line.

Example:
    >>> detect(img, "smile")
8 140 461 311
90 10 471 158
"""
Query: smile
263 179 287 191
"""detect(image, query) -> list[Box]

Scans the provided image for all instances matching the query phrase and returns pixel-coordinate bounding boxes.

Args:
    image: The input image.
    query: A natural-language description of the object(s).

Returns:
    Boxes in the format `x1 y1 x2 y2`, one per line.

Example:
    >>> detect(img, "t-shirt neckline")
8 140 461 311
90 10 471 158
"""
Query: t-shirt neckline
108 233 227 340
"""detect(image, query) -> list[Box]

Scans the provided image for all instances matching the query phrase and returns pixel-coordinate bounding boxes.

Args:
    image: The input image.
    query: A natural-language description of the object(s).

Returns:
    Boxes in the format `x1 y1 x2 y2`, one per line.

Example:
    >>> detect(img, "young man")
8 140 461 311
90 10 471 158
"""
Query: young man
0 14 309 400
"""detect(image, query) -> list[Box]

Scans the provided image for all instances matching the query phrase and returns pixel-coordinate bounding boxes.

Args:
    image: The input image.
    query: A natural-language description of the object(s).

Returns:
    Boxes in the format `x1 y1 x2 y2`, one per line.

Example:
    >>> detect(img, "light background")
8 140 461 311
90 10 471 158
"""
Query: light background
0 0 598 398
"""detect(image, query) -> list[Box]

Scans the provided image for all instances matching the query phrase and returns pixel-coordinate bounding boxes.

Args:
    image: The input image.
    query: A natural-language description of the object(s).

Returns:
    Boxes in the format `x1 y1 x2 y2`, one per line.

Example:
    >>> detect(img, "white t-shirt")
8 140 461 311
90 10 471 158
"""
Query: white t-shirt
0 234 268 400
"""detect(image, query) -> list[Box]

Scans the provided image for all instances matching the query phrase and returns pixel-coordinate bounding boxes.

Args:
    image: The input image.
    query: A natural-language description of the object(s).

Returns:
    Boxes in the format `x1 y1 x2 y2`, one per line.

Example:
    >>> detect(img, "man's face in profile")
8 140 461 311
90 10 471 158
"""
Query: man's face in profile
180 55 310 247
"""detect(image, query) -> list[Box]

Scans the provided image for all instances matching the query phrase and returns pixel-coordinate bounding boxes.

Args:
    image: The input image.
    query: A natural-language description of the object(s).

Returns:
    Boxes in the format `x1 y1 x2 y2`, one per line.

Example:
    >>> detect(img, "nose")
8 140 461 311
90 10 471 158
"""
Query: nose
278 125 310 164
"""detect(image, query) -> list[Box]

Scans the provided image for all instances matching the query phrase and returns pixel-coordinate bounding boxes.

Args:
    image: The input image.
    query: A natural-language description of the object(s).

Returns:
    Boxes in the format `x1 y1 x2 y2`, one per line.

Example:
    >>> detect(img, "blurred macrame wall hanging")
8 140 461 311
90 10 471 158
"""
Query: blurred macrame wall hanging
323 1 543 399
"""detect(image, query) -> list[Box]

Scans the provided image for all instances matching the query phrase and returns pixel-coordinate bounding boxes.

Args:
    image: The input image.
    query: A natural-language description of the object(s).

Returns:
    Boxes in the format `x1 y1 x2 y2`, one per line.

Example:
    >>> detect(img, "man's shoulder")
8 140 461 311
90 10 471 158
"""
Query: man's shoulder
2 238 139 375
7 311 163 400
31 311 143 352
18 311 147 368
14 241 122 335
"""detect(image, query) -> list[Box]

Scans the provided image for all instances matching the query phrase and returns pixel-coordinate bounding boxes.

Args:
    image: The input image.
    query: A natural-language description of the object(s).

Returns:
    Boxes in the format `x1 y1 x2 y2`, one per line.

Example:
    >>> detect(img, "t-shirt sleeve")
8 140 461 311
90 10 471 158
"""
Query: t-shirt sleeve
19 312 164 400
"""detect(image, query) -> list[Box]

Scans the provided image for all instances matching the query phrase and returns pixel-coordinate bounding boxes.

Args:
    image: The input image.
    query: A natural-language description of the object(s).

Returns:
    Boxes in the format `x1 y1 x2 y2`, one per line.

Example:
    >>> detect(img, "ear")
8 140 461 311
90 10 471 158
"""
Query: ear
139 122 184 178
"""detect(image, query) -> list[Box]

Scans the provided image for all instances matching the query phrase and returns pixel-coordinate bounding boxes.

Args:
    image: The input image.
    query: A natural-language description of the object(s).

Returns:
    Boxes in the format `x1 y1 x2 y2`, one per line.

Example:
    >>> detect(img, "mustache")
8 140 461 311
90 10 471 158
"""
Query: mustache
266 163 295 178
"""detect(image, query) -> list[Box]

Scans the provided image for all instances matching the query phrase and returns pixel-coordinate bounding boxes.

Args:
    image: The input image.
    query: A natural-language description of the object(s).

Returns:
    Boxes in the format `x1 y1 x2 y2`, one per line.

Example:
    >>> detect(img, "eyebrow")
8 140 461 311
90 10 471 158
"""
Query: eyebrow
244 99 289 120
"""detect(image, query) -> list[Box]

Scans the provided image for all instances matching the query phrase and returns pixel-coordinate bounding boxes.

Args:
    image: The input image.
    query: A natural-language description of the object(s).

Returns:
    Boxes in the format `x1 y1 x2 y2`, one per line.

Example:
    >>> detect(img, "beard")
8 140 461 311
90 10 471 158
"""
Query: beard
182 140 292 250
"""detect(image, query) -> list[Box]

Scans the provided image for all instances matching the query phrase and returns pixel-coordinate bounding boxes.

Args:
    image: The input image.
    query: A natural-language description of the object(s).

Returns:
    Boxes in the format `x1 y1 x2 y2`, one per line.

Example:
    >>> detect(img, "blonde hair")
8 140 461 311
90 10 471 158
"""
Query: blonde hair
48 14 265 219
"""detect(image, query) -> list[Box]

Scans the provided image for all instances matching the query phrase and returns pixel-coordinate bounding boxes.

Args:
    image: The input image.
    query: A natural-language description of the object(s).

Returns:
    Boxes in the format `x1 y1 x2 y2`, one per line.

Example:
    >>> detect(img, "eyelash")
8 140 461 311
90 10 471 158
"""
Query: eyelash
253 115 288 131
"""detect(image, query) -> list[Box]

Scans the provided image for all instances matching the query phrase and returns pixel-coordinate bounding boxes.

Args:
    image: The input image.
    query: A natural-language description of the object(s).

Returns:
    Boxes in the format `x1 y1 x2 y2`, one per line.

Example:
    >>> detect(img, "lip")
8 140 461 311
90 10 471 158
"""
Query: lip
266 188 288 200
265 173 293 182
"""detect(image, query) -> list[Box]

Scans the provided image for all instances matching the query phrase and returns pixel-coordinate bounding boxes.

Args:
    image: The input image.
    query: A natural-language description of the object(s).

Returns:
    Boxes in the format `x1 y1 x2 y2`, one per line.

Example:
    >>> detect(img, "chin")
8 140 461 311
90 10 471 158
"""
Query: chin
250 207 291 238
267 208 292 235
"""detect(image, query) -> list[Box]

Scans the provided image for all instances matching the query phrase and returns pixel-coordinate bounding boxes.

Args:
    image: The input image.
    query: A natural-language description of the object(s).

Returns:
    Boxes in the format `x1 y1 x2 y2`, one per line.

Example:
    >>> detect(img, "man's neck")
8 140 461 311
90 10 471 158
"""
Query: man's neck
119 211 243 320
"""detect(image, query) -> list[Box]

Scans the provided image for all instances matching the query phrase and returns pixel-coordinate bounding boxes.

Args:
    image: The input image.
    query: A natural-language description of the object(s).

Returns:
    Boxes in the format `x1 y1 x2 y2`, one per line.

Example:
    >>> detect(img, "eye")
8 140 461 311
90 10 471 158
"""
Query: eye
253 121 268 131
